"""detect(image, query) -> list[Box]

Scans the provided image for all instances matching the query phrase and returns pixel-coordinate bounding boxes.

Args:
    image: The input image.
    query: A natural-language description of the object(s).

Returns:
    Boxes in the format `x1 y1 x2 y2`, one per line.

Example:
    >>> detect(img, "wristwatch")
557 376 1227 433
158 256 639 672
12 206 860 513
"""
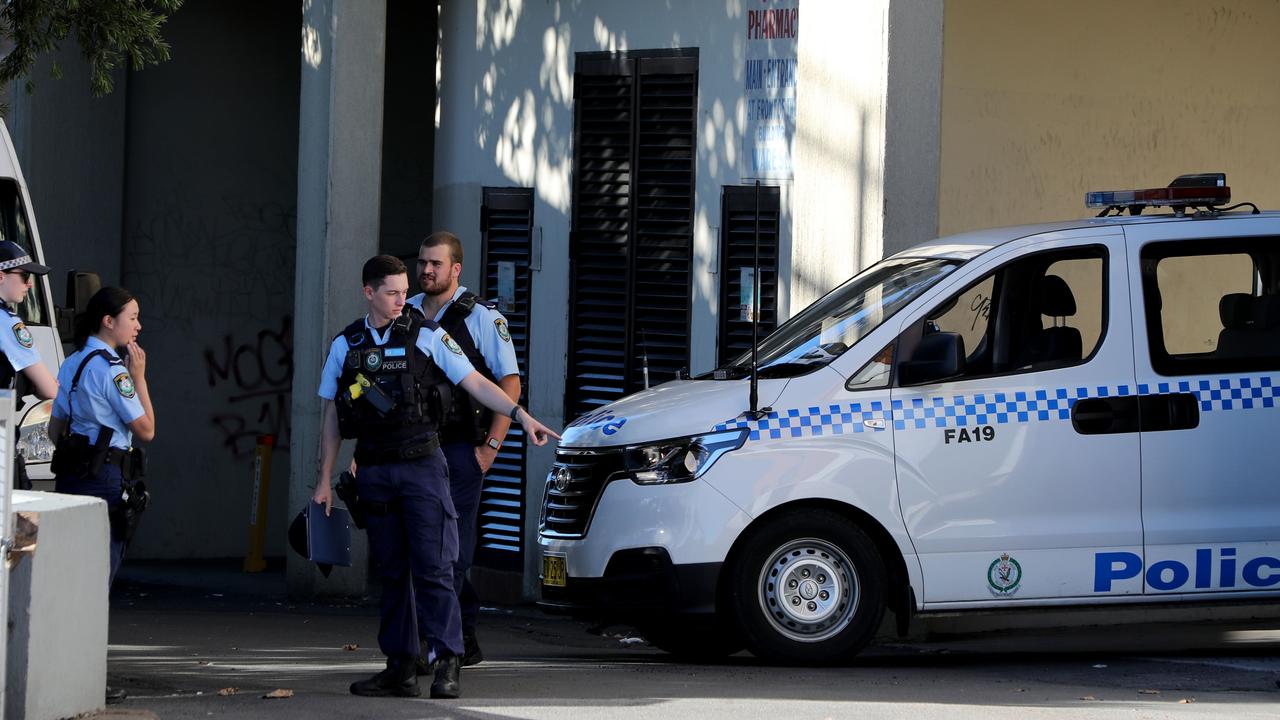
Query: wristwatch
484 436 501 451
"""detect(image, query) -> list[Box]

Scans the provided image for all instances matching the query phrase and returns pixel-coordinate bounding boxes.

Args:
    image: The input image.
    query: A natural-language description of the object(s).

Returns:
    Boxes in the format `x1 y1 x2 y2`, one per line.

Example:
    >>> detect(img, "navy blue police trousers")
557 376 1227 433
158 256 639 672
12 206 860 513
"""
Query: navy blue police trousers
441 441 484 633
358 451 464 661
55 463 126 587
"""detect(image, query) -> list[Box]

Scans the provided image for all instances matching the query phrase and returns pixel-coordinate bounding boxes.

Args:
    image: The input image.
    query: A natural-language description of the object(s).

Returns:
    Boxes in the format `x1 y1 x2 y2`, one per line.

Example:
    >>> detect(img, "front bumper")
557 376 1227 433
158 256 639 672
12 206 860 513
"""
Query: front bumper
539 547 721 618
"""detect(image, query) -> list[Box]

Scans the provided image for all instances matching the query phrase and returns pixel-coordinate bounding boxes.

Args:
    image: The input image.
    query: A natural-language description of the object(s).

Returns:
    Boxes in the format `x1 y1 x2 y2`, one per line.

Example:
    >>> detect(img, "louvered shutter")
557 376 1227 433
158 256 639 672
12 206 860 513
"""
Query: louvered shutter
475 187 534 571
566 50 698 423
718 185 780 365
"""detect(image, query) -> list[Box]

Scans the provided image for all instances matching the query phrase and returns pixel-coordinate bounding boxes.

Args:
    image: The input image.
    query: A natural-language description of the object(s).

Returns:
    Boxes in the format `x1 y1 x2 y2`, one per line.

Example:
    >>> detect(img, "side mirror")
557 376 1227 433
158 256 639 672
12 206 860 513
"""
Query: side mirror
56 270 101 343
898 331 966 385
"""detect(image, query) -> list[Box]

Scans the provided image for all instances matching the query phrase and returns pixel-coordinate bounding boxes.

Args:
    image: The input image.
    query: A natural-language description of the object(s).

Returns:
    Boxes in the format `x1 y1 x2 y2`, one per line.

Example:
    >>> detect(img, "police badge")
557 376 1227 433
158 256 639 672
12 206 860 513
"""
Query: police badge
12 322 32 348
114 372 137 399
495 317 512 343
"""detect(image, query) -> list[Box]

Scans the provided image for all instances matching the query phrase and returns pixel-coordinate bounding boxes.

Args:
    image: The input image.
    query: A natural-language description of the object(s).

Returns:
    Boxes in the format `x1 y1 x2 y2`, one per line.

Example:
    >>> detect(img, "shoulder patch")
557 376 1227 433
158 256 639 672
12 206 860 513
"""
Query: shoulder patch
113 372 136 399
494 317 512 343
441 333 465 356
12 322 32 348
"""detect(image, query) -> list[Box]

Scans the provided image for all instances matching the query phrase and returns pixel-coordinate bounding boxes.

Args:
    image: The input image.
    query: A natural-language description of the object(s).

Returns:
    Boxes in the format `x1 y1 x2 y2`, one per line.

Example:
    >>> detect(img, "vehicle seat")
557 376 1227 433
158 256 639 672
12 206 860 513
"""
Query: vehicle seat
1014 275 1082 369
1215 293 1255 357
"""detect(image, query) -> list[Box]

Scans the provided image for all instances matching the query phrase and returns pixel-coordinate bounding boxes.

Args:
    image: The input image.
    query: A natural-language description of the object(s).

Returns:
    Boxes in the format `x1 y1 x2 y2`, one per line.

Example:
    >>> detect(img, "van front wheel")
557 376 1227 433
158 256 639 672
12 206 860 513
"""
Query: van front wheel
728 511 886 665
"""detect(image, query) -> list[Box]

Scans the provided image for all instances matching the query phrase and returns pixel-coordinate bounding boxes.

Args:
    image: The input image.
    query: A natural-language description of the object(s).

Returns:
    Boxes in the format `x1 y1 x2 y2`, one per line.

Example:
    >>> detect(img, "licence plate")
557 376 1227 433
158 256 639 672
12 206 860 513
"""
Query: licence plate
542 553 567 587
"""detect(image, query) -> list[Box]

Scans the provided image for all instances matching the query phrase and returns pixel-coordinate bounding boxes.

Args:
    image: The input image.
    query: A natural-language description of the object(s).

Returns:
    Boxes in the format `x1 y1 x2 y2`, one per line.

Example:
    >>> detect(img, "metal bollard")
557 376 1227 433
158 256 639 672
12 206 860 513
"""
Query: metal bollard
242 434 275 573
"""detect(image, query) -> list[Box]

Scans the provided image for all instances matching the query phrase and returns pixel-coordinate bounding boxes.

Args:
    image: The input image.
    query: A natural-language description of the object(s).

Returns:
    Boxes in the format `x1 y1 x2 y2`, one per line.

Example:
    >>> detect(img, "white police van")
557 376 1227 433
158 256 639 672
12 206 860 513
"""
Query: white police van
539 174 1280 664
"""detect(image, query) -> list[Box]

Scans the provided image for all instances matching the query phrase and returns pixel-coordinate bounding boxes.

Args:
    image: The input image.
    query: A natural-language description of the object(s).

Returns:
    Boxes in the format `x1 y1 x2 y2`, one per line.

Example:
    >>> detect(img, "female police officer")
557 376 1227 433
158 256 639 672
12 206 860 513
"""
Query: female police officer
47 287 156 587
312 255 558 700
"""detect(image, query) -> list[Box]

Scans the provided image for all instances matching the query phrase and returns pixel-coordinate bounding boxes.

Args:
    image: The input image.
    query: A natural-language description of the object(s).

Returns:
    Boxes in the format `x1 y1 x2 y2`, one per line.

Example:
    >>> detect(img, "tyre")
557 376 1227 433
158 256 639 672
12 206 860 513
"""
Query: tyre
727 510 886 665
637 616 745 662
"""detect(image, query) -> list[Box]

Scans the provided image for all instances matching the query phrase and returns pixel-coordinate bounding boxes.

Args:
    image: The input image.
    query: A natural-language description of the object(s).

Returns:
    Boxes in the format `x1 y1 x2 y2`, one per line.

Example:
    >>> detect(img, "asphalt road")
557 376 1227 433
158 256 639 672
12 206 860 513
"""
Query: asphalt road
96 575 1280 720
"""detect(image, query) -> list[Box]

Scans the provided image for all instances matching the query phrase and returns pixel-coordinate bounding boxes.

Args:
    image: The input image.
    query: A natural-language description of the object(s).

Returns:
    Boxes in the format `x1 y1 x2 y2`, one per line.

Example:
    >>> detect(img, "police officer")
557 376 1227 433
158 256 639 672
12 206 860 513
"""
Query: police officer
47 286 155 586
0 240 58 488
408 230 518 667
312 255 558 700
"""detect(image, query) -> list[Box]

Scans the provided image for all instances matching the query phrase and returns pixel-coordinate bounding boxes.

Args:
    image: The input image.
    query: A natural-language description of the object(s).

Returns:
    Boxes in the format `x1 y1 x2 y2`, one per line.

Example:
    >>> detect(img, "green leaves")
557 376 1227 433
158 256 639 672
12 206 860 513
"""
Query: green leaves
0 0 184 97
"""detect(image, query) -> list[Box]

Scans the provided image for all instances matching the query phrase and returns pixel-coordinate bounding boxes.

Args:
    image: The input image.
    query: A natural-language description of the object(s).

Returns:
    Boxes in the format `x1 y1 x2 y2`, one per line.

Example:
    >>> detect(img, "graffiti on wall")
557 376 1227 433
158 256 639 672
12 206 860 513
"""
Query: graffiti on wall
205 314 294 457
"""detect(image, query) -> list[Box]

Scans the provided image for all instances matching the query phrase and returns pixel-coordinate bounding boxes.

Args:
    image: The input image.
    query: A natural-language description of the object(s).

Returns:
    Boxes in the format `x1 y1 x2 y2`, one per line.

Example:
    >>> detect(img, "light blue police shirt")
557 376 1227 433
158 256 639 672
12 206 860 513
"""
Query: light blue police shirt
317 315 479 400
52 336 145 449
407 286 520 380
0 305 41 375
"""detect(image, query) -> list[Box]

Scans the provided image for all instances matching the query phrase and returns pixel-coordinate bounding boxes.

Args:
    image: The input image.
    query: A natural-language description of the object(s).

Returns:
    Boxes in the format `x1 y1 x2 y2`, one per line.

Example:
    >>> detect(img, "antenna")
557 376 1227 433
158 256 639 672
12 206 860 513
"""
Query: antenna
747 181 766 420
640 327 651 390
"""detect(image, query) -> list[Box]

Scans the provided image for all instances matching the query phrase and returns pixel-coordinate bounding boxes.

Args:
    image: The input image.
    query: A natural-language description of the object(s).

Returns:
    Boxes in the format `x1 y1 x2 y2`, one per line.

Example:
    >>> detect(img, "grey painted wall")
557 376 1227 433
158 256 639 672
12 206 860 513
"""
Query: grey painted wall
118 0 300 559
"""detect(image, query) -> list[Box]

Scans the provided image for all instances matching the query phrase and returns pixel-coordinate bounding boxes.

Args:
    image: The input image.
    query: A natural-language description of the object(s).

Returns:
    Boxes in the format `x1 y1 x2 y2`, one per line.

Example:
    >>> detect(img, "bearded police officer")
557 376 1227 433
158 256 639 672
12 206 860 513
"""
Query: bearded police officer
0 240 58 489
313 255 558 699
408 230 519 666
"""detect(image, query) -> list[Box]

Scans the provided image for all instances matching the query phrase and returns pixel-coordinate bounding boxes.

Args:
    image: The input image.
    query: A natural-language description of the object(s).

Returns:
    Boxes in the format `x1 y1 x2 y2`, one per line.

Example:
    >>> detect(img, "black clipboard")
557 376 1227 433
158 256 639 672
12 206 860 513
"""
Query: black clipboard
306 502 352 567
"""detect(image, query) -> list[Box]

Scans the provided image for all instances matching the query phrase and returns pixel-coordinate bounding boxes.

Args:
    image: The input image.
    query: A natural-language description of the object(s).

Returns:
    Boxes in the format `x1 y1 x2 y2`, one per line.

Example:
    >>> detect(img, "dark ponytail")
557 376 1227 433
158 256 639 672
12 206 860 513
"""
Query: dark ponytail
74 286 136 349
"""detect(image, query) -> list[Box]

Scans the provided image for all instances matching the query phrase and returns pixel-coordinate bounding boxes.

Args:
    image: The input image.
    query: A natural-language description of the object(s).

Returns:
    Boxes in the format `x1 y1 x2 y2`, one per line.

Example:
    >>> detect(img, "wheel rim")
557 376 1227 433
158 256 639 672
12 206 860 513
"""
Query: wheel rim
757 537 859 643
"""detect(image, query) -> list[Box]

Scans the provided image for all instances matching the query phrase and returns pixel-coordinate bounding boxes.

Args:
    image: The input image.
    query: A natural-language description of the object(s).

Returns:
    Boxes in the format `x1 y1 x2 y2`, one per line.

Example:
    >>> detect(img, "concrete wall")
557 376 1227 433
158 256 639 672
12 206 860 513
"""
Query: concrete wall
6 50 127 301
939 0 1280 235
6 492 110 720
118 0 300 558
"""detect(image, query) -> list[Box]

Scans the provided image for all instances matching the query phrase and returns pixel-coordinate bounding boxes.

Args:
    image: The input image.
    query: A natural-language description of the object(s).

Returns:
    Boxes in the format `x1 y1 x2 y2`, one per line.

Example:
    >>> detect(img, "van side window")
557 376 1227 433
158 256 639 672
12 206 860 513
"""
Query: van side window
905 247 1107 383
1141 239 1280 375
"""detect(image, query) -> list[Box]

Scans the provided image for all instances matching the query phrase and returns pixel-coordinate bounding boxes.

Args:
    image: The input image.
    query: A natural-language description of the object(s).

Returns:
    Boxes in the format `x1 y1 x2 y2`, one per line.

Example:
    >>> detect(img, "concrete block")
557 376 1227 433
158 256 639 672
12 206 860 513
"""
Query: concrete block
6 490 109 720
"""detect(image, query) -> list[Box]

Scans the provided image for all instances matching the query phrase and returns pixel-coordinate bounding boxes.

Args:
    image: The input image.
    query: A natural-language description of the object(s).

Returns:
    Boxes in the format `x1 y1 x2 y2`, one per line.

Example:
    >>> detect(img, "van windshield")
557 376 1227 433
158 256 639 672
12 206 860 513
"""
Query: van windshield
715 257 959 379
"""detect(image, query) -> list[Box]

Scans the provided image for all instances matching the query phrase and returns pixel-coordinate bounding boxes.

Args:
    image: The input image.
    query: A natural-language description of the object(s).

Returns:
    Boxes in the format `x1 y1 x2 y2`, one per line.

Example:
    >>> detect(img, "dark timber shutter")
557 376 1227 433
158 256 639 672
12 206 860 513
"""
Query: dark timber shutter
566 50 698 423
718 185 780 365
475 187 534 572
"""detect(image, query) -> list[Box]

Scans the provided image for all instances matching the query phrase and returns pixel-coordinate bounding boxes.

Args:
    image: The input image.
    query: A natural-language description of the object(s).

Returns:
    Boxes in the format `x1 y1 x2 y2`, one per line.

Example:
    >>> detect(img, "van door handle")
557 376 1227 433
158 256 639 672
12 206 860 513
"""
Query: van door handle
863 418 886 430
1137 392 1200 432
1071 396 1140 435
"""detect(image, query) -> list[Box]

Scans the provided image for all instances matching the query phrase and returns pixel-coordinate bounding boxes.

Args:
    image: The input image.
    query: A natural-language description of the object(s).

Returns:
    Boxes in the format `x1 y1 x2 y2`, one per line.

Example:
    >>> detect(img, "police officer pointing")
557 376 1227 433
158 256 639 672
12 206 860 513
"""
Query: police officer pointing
313 255 558 699
0 240 58 489
408 230 517 666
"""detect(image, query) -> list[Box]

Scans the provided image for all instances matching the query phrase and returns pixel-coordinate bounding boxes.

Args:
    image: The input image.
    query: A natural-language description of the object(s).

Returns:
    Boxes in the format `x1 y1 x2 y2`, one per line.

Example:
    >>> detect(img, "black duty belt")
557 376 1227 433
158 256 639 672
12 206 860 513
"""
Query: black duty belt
353 434 441 467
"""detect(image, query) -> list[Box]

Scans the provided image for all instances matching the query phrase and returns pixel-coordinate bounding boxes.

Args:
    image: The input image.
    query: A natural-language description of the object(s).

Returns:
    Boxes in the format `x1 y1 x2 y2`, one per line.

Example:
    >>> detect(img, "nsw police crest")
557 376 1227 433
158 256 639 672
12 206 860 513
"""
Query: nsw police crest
363 349 383 371
987 552 1022 595
442 333 464 355
495 317 511 343
12 322 32 348
113 372 136 399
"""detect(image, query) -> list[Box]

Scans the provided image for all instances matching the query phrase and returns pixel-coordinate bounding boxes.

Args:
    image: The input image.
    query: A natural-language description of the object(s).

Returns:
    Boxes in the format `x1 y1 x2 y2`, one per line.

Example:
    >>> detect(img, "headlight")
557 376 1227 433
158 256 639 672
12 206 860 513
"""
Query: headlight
17 399 55 464
622 429 748 486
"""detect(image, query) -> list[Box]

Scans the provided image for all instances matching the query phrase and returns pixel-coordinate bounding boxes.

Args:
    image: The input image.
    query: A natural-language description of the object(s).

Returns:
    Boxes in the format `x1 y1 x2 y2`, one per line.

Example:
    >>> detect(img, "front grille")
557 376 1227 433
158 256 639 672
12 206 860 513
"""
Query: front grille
540 447 626 538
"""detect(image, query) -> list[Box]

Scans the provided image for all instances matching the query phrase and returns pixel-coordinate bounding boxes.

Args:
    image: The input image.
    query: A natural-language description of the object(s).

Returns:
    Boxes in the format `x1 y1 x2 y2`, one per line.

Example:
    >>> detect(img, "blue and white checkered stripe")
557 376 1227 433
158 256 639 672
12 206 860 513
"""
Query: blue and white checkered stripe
714 375 1279 442
714 402 894 441
1140 376 1279 413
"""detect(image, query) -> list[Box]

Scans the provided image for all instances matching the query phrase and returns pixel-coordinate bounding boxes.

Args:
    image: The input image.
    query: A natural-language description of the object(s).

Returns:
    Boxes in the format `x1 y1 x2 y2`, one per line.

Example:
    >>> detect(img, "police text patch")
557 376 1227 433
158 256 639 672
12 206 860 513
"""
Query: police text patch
113 372 136 399
12 322 32 348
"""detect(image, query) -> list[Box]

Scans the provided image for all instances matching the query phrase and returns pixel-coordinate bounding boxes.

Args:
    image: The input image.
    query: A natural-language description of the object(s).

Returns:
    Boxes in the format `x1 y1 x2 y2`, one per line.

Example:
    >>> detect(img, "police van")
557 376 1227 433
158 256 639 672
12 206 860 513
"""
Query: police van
539 174 1280 664
0 120 86 485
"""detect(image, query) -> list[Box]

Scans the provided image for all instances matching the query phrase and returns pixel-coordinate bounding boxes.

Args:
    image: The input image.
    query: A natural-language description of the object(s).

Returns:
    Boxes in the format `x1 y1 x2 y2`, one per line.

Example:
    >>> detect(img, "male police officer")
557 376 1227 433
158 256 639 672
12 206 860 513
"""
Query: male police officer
408 231 518 666
313 255 558 699
0 240 58 489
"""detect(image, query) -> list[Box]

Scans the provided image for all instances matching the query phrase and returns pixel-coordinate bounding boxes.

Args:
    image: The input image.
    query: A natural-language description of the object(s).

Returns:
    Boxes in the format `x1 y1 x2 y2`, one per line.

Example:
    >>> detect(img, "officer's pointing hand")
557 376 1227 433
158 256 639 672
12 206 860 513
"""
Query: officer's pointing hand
516 409 561 446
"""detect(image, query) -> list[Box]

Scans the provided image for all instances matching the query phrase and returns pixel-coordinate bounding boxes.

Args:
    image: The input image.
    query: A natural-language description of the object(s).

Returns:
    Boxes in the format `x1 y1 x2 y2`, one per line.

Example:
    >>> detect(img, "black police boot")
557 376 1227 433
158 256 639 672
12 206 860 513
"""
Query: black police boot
105 685 128 704
430 653 461 699
350 655 419 697
462 629 484 667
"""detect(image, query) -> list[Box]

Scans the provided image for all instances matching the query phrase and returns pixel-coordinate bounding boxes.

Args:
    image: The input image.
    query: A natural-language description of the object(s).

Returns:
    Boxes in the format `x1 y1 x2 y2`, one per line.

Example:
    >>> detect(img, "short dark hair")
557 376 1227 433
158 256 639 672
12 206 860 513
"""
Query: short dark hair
420 231 464 266
362 255 406 289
